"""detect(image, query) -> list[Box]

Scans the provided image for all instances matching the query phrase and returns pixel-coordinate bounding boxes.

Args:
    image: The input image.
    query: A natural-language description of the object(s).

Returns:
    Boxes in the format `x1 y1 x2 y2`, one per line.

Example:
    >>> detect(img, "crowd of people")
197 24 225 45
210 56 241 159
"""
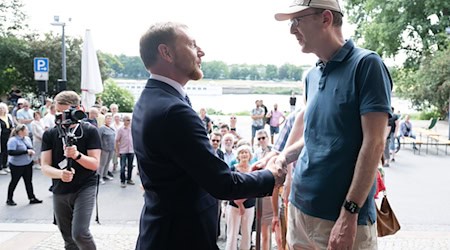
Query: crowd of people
0 0 415 249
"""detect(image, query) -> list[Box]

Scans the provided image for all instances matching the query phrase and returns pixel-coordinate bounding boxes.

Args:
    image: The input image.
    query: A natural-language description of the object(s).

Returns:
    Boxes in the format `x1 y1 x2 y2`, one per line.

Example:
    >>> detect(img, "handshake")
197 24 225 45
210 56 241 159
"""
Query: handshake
252 154 288 188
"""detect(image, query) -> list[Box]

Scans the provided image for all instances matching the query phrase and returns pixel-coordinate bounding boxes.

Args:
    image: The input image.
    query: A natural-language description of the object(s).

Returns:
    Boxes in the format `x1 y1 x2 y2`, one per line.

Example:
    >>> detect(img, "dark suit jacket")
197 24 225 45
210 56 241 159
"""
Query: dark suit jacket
132 79 275 250
216 149 224 161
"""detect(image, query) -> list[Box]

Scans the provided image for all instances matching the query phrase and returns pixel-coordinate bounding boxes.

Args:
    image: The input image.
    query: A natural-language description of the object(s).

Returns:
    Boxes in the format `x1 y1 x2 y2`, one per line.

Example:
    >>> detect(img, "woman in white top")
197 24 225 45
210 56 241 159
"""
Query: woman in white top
111 113 123 172
31 111 45 169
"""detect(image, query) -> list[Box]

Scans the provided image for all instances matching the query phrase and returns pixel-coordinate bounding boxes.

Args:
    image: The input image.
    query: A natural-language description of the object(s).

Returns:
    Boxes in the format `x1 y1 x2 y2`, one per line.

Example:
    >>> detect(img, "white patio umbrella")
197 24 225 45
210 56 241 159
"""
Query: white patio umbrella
81 29 103 110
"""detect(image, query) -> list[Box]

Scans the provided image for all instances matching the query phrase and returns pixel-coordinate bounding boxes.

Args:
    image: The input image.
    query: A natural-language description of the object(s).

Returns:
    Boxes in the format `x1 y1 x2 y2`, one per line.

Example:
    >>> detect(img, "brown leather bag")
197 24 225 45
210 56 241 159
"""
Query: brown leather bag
376 194 401 237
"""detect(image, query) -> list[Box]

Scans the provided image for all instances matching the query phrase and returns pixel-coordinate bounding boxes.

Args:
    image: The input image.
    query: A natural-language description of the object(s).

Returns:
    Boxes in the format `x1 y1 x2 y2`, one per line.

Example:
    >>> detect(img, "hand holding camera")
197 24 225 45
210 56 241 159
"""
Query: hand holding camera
61 168 75 182
27 149 35 156
64 145 79 160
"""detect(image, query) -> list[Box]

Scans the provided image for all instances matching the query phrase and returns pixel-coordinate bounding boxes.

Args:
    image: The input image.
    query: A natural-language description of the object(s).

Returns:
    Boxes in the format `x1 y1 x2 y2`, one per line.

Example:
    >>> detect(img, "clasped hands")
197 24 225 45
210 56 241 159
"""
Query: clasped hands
252 155 287 188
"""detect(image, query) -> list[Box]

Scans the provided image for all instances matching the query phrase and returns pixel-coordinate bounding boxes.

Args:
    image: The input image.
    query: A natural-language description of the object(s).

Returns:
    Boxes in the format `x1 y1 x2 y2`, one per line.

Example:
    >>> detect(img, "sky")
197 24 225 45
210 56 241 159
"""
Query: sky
22 0 356 67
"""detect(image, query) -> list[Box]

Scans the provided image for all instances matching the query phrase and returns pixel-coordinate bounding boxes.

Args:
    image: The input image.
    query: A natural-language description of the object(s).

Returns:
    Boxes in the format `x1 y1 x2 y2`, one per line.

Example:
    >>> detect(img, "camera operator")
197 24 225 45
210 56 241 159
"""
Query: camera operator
41 91 101 249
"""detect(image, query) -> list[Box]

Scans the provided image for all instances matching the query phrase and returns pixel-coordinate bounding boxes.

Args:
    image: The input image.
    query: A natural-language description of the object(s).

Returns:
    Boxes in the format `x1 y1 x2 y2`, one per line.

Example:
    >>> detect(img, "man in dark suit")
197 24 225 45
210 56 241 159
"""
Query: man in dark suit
210 131 224 160
133 22 286 250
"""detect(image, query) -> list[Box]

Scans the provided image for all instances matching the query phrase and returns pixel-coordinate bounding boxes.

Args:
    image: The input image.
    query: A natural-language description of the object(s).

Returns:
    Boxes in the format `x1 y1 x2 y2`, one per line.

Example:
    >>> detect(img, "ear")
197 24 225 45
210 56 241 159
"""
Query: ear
157 44 173 63
321 10 333 28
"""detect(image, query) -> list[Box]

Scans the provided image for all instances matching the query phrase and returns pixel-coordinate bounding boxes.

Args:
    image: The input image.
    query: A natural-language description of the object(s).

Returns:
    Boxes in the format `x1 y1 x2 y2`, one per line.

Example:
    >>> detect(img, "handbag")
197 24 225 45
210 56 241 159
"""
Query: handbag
376 193 401 237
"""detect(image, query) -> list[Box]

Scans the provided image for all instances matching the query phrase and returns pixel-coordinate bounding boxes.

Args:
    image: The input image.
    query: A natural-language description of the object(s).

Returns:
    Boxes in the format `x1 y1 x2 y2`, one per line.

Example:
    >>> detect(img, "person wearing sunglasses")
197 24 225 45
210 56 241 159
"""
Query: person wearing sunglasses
273 0 392 249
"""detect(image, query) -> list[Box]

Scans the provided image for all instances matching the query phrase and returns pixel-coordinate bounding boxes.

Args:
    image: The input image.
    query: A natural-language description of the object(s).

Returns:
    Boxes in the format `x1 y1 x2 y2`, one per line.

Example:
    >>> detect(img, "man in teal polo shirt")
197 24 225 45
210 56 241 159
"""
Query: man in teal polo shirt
272 0 392 249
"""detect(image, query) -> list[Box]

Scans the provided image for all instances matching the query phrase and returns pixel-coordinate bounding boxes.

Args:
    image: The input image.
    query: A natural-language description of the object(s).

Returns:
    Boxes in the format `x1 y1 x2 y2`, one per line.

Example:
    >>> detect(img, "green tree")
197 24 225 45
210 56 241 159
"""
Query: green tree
98 51 124 78
202 60 229 79
99 79 134 112
345 0 450 69
265 64 278 80
0 35 31 95
117 55 148 79
0 33 109 98
229 66 241 80
0 0 26 36
248 65 260 80
395 47 450 117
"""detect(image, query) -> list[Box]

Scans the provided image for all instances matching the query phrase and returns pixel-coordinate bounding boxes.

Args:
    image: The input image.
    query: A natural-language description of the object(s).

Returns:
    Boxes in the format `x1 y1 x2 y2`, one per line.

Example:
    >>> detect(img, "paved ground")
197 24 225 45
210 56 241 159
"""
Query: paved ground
0 118 448 249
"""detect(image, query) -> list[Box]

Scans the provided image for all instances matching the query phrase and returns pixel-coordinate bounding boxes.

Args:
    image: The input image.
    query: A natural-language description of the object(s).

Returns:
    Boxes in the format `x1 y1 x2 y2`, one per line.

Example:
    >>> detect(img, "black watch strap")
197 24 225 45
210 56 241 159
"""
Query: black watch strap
343 200 360 214
76 153 82 160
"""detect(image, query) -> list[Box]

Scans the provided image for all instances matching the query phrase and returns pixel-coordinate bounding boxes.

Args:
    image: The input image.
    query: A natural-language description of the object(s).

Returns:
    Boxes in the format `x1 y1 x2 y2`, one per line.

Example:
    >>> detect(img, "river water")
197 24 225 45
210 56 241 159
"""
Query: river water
189 94 415 115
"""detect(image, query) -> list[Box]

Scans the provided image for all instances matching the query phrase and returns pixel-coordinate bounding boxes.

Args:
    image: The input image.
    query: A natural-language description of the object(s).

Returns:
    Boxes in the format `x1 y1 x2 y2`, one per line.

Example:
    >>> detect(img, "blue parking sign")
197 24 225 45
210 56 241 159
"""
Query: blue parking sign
34 58 49 72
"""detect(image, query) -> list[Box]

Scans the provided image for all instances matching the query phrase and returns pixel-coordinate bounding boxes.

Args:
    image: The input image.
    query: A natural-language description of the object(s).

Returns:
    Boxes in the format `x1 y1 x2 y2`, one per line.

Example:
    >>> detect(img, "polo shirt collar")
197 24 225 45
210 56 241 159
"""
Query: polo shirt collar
316 39 355 67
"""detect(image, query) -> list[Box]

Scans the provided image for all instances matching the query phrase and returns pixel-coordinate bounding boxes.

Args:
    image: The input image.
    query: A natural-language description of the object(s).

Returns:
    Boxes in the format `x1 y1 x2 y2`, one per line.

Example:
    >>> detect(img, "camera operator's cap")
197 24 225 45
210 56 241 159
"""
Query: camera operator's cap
17 98 25 104
274 0 343 21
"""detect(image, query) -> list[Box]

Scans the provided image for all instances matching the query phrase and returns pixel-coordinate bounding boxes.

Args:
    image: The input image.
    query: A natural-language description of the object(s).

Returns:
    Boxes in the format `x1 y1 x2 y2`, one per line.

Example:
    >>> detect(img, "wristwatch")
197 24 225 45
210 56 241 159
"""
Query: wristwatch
75 153 82 160
343 200 360 214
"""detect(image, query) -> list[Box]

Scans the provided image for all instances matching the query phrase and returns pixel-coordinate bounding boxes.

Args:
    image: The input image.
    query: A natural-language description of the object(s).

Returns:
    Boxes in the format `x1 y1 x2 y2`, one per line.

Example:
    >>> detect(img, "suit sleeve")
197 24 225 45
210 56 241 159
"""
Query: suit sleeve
163 104 274 200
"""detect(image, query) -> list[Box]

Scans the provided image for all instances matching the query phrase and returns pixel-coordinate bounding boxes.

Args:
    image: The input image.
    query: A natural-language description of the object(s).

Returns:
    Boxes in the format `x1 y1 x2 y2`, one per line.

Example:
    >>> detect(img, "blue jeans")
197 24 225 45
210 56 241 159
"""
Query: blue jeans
120 153 134 183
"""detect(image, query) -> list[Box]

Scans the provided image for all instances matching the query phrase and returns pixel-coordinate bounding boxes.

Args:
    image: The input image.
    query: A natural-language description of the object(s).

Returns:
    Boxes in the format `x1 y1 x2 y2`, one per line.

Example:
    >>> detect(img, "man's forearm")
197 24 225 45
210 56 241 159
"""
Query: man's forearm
346 138 384 207
281 137 304 164
75 150 100 171
42 163 63 179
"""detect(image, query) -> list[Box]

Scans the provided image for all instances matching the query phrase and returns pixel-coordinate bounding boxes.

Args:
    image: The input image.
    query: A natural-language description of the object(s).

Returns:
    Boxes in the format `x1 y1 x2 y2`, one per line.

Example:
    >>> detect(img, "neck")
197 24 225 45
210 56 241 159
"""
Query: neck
316 30 344 63
150 67 189 86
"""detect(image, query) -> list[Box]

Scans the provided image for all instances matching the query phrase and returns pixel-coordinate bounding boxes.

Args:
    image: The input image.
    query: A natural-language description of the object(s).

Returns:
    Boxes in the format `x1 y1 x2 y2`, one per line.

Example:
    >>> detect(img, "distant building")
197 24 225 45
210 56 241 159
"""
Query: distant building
115 79 223 102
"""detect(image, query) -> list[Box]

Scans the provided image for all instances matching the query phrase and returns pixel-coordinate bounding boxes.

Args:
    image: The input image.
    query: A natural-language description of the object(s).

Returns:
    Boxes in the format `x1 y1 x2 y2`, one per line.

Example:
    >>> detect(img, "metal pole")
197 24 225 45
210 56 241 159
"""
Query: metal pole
255 198 262 250
62 23 67 82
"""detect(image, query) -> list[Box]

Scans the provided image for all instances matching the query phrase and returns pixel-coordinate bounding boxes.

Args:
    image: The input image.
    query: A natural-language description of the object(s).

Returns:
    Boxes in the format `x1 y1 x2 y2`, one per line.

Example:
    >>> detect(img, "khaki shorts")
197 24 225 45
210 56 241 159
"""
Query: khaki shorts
287 202 377 250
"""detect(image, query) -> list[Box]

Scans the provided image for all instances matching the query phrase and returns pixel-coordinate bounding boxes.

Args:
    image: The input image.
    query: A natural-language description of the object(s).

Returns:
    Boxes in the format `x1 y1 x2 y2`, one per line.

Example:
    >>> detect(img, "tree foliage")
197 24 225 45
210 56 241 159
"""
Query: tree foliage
99 79 134 112
346 0 450 118
0 0 26 36
98 52 148 79
346 0 450 69
394 47 450 117
0 33 110 98
201 61 304 81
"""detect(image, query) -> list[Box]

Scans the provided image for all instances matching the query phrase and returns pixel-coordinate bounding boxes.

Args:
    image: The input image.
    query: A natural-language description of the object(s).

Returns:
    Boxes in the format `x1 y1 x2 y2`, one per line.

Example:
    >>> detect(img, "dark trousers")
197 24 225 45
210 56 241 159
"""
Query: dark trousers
120 153 134 183
53 185 97 250
0 135 9 169
7 162 35 201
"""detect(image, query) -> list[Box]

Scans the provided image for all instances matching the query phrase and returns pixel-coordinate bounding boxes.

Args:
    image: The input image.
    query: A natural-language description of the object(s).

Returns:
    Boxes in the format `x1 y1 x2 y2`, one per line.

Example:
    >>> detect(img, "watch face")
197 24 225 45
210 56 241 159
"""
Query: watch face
344 200 360 214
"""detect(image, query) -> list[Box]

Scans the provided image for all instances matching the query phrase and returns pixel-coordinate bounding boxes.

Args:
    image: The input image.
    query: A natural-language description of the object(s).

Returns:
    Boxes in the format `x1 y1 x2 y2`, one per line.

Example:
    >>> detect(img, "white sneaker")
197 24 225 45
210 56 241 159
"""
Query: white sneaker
0 169 7 175
33 164 41 170
99 179 106 185
4 168 10 173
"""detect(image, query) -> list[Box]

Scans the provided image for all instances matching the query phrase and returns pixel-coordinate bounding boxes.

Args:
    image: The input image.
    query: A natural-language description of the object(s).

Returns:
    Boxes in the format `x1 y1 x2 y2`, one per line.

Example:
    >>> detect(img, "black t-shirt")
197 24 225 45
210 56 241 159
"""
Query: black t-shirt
388 114 399 134
42 122 101 194
290 96 297 106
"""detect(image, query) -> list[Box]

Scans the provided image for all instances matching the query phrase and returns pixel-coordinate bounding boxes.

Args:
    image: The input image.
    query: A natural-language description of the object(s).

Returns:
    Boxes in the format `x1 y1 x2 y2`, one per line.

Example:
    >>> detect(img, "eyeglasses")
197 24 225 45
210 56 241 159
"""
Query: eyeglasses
289 12 322 29
211 139 221 143
257 137 266 141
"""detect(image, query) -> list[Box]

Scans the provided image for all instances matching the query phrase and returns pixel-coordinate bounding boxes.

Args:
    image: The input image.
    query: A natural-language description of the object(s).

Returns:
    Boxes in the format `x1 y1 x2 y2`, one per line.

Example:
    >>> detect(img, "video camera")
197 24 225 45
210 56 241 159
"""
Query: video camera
55 107 86 171
55 107 86 127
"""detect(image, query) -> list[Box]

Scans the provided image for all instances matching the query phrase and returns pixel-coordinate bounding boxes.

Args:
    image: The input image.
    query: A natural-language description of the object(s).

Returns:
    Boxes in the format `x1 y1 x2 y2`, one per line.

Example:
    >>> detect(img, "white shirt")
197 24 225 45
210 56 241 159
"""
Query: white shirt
42 113 56 130
150 74 187 98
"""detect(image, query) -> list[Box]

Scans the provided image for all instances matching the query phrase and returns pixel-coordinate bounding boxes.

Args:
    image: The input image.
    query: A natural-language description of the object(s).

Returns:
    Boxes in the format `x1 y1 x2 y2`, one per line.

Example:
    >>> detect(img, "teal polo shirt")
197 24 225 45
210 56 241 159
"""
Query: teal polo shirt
290 40 392 225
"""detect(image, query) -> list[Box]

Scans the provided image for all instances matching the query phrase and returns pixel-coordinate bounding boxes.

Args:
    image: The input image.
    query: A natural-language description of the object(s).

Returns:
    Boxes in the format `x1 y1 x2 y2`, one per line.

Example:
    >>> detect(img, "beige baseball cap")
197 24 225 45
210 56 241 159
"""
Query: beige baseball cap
275 0 343 21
